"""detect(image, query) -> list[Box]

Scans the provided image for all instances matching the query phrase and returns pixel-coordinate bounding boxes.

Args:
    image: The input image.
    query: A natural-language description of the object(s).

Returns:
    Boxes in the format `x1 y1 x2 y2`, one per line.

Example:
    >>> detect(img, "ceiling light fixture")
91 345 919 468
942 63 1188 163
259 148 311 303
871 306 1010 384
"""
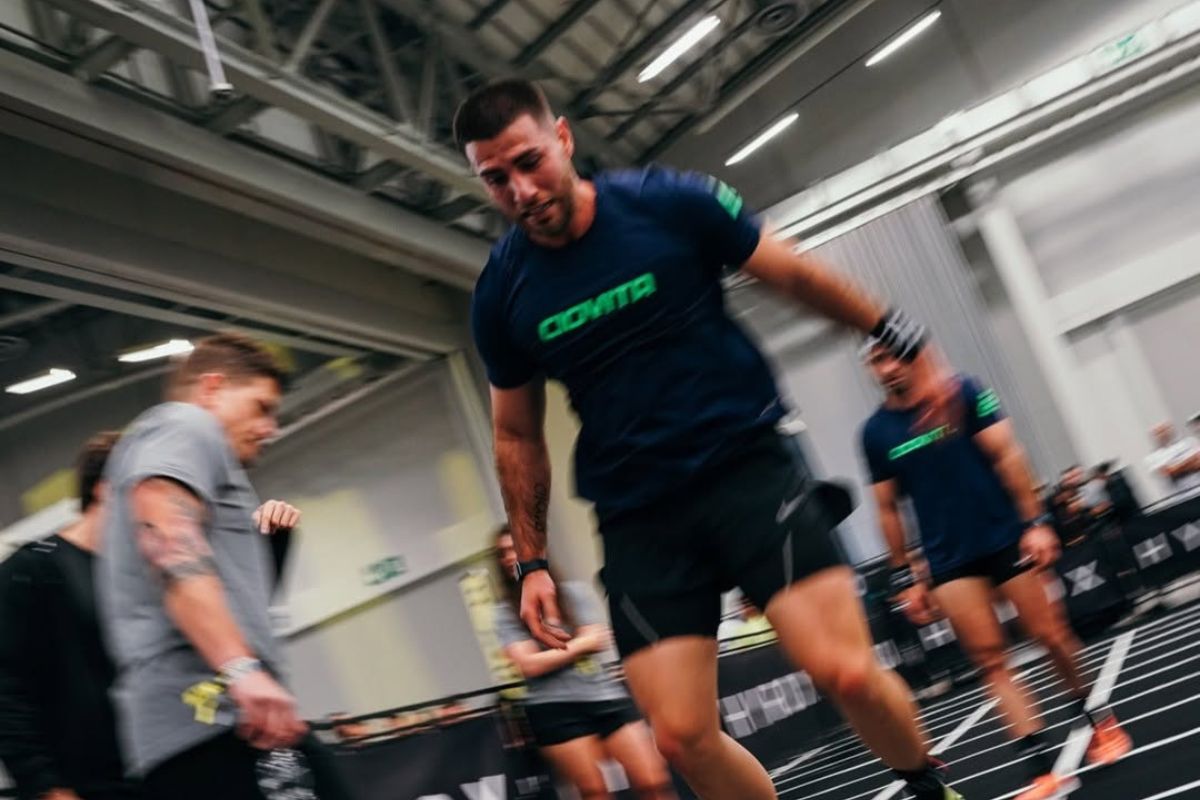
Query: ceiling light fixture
725 112 801 165
118 339 195 363
866 10 942 68
6 368 76 395
639 15 722 82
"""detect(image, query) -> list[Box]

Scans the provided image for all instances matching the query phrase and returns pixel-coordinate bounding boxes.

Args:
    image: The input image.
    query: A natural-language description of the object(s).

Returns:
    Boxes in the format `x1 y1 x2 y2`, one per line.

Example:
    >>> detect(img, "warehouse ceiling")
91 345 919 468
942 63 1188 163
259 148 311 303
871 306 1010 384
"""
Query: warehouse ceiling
0 0 1183 227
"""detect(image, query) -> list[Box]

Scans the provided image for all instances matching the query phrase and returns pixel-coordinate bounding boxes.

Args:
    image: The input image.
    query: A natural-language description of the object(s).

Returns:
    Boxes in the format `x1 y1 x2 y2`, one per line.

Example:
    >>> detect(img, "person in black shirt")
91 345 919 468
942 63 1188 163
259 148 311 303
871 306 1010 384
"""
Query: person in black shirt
0 431 138 800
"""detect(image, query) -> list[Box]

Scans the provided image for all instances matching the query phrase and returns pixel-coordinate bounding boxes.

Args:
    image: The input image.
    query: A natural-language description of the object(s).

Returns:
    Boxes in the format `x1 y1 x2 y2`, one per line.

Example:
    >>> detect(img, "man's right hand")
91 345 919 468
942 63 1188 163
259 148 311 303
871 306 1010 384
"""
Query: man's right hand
520 569 571 650
897 583 938 626
41 790 82 800
228 669 308 750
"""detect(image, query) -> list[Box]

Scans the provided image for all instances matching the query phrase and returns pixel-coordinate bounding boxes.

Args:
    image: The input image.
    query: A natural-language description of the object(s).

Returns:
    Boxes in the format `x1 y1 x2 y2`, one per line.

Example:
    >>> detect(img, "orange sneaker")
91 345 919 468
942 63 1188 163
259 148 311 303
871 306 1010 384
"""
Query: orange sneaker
1086 716 1133 766
1015 774 1080 800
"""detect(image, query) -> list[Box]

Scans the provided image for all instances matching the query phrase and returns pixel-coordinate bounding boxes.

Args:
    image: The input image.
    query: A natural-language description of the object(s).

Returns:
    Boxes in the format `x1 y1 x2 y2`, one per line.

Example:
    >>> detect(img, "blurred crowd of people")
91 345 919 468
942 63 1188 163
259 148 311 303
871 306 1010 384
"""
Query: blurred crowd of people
1040 417 1200 549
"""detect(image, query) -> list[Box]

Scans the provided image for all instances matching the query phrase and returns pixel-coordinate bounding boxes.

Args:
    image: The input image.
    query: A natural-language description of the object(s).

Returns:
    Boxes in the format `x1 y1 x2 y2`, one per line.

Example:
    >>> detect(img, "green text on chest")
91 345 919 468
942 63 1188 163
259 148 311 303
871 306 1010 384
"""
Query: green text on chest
538 272 658 342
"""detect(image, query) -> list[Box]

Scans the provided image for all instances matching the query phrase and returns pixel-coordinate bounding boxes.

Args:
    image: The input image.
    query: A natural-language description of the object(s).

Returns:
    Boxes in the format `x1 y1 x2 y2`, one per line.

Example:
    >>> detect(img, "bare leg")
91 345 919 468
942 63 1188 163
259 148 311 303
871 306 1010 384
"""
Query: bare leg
765 566 931 770
933 576 1042 737
623 637 776 800
1000 570 1087 698
603 721 677 800
540 735 615 800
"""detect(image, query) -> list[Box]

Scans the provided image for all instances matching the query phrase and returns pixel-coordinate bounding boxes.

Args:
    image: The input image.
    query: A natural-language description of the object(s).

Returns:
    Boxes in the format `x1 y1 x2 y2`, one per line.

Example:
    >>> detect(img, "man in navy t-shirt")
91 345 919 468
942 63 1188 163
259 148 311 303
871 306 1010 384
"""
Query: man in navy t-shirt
457 78 964 800
860 342 1132 800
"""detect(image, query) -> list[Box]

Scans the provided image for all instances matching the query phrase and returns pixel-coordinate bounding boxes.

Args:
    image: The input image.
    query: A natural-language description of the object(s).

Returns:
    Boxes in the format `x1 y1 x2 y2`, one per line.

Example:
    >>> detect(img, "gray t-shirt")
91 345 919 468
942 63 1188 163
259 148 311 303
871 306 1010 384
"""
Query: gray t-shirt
98 402 284 775
493 581 627 705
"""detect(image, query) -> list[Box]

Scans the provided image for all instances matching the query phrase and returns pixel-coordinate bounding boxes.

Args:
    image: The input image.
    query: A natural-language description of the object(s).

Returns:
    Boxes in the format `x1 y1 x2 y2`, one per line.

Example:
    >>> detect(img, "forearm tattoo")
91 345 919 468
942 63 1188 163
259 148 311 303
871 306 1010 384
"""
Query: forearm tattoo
531 483 549 535
136 483 217 586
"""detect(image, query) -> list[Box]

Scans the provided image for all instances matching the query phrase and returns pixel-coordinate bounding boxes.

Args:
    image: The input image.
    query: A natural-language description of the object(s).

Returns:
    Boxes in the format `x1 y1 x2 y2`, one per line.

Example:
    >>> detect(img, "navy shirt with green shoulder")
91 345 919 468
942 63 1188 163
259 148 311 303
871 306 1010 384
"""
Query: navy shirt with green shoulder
472 166 785 519
860 376 1020 578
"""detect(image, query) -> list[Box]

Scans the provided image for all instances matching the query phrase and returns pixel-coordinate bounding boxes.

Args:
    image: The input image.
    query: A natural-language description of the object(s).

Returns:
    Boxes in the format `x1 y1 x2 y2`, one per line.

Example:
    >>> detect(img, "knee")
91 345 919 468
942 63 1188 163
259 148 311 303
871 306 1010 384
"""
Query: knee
629 770 675 800
811 653 877 706
574 775 612 799
650 715 719 769
971 645 1008 678
1031 622 1076 654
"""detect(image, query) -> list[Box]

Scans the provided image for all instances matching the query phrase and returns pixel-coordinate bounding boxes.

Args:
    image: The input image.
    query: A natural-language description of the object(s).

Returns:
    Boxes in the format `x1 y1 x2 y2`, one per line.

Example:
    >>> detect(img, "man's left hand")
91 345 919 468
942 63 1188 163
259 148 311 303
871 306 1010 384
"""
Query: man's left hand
253 500 301 535
1020 525 1061 572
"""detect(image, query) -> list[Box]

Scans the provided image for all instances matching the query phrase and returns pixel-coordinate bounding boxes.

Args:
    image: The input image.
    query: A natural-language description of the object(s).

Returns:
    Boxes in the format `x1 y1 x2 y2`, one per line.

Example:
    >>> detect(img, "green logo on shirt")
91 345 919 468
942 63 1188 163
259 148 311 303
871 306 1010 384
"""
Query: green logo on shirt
710 177 744 219
888 425 950 461
977 388 1001 418
537 273 657 342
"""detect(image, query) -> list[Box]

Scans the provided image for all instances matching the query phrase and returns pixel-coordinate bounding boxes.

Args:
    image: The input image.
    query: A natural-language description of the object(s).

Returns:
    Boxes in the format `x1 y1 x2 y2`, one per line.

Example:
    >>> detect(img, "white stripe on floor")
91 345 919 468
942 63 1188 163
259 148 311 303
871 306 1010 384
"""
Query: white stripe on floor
866 700 999 800
956 691 1200 800
1138 779 1200 799
777 636 1200 790
769 746 827 779
1052 630 1135 794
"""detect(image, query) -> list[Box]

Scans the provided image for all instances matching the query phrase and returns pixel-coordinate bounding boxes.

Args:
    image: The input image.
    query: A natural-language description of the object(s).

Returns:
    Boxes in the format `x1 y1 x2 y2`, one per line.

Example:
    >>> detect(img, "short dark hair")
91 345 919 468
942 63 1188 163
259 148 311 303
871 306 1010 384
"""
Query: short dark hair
453 79 553 150
77 430 120 512
168 332 286 397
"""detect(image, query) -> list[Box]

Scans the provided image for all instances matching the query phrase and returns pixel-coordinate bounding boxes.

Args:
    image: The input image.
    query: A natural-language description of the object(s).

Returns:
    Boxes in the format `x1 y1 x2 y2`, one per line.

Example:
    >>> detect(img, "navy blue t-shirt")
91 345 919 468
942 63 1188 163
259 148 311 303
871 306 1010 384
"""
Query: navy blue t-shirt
860 376 1022 578
471 167 785 519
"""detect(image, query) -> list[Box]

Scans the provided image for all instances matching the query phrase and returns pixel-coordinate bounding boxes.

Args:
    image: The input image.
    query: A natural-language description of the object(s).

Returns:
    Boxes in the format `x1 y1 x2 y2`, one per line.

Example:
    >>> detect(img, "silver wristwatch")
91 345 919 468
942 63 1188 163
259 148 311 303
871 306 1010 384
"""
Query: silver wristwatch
218 656 264 686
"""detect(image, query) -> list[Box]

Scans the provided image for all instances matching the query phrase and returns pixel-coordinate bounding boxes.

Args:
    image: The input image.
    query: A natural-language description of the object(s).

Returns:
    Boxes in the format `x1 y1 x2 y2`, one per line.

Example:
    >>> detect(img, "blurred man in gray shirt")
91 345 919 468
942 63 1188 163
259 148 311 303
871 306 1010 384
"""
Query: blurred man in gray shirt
99 333 326 800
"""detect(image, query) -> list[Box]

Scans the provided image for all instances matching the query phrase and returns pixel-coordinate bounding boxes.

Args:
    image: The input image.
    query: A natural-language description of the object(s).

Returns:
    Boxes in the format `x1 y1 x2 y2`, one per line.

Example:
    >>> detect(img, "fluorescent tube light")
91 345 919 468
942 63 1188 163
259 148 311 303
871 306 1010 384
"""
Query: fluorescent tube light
6 368 76 395
725 112 800 165
866 10 942 67
118 339 195 363
639 15 722 82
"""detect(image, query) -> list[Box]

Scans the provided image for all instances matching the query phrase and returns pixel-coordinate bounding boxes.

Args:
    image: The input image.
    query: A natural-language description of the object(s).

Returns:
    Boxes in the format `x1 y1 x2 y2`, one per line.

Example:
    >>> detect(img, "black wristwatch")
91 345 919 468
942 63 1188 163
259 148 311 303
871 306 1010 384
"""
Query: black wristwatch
515 558 550 582
1023 514 1053 531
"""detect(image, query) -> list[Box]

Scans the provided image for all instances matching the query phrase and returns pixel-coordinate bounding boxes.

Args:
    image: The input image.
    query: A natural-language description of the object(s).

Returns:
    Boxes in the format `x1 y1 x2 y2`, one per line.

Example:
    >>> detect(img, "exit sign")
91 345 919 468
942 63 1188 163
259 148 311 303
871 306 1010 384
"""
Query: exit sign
363 555 407 586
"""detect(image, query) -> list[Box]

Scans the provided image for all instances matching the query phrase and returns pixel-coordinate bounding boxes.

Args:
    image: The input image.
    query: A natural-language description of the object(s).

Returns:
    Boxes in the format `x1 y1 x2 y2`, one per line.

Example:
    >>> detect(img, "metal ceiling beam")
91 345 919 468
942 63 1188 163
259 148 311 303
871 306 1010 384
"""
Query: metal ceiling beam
38 0 485 197
72 34 137 81
693 0 879 134
241 0 280 62
353 160 406 191
0 272 360 358
417 35 438 137
207 95 266 133
283 0 338 71
380 0 630 166
0 299 72 330
469 0 511 30
358 0 416 123
607 11 757 141
0 50 489 289
428 195 484 222
515 0 604 67
639 0 880 162
568 0 711 114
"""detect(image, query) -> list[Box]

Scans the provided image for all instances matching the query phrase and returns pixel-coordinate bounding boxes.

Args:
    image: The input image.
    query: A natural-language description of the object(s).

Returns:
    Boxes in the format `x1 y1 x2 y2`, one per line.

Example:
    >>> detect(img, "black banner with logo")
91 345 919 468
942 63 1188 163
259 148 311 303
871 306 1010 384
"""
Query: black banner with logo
715 641 844 769
1124 494 1200 587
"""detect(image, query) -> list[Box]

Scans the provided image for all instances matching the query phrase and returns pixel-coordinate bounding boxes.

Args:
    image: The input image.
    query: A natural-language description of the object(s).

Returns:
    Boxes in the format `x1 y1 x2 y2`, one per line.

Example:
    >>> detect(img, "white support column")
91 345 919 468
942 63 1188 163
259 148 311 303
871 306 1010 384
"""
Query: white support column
974 195 1102 468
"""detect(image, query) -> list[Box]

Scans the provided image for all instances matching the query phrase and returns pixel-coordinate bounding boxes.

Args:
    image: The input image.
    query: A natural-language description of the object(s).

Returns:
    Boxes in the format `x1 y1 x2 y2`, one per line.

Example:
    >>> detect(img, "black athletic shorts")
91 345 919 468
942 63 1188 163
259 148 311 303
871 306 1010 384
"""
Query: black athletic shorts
930 538 1032 588
599 429 850 657
523 698 642 746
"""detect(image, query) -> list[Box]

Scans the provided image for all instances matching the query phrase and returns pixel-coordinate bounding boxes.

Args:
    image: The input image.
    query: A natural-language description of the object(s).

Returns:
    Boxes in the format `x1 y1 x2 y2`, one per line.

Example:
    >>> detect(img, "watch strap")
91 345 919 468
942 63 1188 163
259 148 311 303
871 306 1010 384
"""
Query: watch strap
515 558 549 582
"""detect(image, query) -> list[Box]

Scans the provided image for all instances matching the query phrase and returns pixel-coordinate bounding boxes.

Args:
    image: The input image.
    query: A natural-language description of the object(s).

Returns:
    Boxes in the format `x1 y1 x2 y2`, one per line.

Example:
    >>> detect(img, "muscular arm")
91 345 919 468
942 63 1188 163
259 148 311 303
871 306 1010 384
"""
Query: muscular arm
742 232 954 427
491 381 551 561
131 478 255 671
972 420 1043 521
872 479 911 569
742 232 883 332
